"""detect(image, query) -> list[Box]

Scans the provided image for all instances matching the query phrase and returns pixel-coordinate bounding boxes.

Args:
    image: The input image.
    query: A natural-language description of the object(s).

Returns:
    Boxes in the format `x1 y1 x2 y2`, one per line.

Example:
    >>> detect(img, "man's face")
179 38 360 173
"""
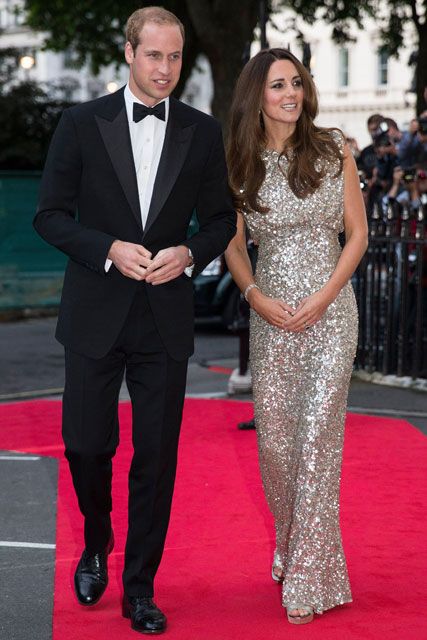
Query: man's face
388 125 401 142
368 123 379 141
417 169 427 194
125 22 183 105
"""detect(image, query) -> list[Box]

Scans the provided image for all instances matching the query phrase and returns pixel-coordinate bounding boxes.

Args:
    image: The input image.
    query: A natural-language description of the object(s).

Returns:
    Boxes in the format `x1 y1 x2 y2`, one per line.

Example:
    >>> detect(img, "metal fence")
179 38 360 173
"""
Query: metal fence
353 197 427 379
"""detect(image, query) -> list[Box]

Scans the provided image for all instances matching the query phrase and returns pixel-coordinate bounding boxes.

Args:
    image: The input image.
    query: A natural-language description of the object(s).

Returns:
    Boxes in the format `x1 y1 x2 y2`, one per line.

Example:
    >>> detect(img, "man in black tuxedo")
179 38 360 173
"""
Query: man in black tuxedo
34 6 236 634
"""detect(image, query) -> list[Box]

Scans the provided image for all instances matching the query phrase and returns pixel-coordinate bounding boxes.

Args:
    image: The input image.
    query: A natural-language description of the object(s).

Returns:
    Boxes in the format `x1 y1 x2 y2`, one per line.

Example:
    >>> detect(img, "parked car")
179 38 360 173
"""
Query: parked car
193 255 240 327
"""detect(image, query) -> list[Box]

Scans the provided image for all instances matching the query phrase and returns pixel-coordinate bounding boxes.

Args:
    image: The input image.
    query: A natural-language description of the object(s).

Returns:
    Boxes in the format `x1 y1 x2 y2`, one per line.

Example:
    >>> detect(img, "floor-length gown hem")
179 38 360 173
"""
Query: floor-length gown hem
282 596 353 615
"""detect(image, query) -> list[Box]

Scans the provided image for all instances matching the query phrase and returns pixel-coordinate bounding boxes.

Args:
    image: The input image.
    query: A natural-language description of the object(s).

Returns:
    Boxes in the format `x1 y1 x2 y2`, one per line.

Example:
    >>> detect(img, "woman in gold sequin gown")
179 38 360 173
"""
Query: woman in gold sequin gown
225 49 368 624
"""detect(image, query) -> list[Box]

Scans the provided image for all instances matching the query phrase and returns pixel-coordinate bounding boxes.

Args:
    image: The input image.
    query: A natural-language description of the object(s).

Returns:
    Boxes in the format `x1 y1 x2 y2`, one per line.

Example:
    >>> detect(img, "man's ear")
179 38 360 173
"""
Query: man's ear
124 42 134 65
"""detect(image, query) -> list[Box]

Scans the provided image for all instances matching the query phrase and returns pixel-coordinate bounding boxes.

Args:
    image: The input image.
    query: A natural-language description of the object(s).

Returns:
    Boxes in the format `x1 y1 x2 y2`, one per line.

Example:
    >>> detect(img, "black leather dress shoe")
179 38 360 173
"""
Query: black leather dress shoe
74 533 114 606
122 595 167 634
237 417 256 430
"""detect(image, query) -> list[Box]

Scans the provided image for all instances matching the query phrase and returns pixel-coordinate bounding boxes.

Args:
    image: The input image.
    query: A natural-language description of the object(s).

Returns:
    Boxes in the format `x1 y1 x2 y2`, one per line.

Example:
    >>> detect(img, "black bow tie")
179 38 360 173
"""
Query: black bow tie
133 101 165 122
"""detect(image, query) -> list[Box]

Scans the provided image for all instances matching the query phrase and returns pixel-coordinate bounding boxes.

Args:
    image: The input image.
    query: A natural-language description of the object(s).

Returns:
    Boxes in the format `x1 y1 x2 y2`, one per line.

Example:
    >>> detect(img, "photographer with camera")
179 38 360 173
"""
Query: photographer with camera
382 165 426 214
402 159 427 376
358 113 384 180
399 113 427 169
393 114 427 210
399 118 423 168
364 119 400 215
384 118 403 148
373 120 399 181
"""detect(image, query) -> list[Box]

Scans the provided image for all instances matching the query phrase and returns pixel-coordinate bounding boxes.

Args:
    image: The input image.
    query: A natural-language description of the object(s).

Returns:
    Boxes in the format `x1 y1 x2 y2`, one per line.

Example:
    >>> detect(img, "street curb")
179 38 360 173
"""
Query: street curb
352 369 427 392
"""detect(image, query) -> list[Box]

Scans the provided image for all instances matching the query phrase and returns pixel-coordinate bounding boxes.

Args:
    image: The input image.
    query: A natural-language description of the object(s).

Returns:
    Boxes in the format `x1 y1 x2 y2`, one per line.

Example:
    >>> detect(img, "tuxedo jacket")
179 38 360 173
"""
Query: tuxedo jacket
34 88 236 360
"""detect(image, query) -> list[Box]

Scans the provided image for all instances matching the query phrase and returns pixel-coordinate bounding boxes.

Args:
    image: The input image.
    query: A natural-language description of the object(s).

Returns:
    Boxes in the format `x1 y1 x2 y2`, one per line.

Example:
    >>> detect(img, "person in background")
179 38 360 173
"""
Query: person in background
398 118 421 168
227 239 257 430
360 117 399 215
358 114 387 215
383 164 427 214
358 113 384 180
384 117 402 148
225 48 367 625
373 130 399 188
382 113 427 214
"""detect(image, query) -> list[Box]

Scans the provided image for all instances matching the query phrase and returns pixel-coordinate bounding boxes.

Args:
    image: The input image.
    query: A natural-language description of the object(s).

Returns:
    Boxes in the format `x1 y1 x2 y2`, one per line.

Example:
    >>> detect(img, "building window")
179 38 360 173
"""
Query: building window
338 48 349 88
0 6 10 28
63 49 75 68
378 50 388 86
8 3 18 26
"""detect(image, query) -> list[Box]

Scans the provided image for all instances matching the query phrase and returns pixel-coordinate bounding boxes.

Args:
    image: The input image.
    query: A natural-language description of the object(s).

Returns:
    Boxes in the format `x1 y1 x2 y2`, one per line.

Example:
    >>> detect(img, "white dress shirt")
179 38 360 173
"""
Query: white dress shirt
105 85 169 272
124 84 169 228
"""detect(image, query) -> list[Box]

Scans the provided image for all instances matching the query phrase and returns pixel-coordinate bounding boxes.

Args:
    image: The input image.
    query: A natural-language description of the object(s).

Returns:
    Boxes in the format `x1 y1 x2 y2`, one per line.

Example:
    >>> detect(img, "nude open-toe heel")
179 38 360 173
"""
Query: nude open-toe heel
271 565 284 583
271 550 284 583
286 604 314 625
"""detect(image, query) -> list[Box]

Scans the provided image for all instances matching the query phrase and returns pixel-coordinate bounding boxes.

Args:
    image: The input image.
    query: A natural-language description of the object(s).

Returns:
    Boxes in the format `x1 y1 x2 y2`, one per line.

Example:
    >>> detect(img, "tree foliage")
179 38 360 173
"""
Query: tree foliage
0 82 73 170
0 47 74 169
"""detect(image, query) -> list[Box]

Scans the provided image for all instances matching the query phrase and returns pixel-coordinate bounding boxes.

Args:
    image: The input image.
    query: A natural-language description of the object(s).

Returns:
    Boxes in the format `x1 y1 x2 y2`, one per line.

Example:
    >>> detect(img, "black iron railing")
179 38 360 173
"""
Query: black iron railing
354 197 427 379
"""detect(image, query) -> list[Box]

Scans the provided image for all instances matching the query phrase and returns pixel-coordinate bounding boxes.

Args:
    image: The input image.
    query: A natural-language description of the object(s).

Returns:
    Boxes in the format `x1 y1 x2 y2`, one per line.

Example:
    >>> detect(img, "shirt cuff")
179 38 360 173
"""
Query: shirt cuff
184 247 194 277
105 258 112 272
184 263 195 277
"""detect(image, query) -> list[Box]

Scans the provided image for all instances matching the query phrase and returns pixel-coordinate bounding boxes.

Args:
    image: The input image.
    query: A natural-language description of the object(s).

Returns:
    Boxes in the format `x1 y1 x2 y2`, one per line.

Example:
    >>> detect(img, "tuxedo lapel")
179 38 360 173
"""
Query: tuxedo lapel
95 91 142 231
143 99 196 237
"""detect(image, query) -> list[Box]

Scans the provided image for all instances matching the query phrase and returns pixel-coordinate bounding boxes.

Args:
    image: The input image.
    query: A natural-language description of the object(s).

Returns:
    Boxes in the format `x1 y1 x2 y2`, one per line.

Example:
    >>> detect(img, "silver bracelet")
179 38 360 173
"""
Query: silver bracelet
244 283 260 302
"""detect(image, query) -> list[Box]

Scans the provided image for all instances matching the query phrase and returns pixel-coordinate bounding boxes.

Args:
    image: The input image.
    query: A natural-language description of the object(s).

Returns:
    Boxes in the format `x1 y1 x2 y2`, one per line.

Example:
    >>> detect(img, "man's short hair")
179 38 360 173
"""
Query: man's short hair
385 117 399 131
367 113 384 128
126 6 185 51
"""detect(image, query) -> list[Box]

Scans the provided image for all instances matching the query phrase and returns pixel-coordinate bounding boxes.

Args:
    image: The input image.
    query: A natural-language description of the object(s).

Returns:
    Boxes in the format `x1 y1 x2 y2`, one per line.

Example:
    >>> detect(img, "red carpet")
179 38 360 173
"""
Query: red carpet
1 399 427 639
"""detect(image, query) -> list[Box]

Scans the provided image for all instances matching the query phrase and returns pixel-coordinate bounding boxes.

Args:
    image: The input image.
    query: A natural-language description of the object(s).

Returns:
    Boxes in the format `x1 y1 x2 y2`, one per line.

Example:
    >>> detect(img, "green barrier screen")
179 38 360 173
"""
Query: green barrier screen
0 173 201 312
0 171 66 310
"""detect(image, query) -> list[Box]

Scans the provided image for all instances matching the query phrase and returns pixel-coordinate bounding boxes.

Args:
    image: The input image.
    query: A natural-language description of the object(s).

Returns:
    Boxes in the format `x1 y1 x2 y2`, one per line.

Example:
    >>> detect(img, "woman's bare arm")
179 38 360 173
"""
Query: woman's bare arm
285 143 368 332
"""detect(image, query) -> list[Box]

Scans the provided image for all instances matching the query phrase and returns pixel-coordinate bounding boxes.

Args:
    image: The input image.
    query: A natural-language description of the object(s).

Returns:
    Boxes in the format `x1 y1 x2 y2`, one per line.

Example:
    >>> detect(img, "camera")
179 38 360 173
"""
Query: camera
402 167 427 183
402 167 416 183
417 117 427 135
373 121 391 147
358 170 368 191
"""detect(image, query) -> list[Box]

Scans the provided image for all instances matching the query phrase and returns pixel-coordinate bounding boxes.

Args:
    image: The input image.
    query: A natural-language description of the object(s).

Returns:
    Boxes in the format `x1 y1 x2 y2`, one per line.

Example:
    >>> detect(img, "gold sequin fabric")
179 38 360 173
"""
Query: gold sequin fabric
242 131 357 614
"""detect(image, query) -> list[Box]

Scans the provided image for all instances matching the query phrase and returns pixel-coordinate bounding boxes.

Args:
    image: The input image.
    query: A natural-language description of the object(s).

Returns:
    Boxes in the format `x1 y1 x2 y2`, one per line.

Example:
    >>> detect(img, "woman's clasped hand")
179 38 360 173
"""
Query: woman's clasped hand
249 288 334 332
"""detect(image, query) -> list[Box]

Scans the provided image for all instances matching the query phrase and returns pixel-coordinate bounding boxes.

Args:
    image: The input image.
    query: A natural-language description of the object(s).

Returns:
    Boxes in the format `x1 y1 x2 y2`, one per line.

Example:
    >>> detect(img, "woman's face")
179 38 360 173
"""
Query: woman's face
262 59 304 128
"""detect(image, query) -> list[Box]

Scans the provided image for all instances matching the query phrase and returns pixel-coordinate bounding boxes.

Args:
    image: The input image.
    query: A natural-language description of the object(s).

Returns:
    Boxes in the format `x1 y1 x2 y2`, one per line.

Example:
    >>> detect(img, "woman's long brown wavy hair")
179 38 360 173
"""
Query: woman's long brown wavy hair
227 48 343 212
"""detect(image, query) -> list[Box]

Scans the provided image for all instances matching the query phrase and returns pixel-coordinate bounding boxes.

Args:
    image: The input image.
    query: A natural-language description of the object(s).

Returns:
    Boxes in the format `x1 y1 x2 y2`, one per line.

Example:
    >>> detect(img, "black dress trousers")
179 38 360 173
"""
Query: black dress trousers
62 283 188 597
